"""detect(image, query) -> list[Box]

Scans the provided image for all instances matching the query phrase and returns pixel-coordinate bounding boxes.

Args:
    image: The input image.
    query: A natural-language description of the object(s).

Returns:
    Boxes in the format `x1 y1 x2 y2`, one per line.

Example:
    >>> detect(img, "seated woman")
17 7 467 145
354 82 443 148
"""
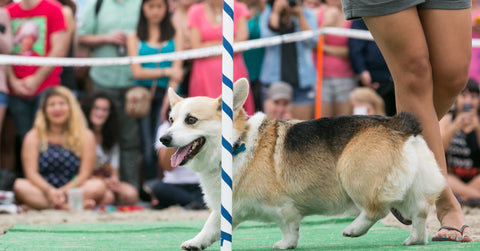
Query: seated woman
440 79 480 206
81 92 139 205
13 86 105 210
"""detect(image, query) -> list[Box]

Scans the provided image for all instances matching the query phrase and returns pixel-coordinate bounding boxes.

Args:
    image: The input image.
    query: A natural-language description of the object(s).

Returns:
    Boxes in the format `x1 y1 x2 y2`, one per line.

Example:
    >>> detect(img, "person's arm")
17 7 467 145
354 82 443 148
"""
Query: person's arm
234 15 249 42
60 130 96 192
0 10 12 55
78 31 127 48
127 32 173 80
61 6 76 47
292 6 311 31
440 113 463 150
21 130 52 195
472 111 480 146
20 30 69 96
348 21 368 75
268 0 287 30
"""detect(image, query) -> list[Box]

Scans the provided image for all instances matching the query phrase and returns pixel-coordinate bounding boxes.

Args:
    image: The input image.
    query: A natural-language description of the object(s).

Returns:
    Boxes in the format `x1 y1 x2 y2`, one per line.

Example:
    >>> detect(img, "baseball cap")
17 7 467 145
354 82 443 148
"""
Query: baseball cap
267 81 293 101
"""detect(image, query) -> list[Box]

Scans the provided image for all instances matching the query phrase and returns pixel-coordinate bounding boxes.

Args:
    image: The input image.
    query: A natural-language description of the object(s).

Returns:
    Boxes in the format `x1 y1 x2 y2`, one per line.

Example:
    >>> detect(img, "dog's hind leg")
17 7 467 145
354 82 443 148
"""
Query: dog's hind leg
343 209 388 237
272 209 302 250
403 213 428 245
398 197 429 245
181 211 221 250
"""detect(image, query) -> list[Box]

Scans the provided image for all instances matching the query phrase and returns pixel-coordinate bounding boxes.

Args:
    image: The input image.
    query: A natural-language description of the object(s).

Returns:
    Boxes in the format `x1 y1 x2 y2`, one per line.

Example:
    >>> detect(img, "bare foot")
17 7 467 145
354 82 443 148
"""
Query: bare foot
83 199 96 210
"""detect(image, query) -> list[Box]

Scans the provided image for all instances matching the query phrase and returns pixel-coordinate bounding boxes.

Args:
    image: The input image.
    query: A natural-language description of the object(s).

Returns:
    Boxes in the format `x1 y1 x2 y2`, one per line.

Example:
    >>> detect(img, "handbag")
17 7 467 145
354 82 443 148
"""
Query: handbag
125 83 156 119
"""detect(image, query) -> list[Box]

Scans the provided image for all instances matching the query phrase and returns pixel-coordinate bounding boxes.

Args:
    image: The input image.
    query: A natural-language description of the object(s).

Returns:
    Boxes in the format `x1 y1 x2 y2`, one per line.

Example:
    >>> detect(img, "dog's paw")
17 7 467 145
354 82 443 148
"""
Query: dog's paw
181 239 206 251
403 235 428 245
342 225 367 238
273 240 297 250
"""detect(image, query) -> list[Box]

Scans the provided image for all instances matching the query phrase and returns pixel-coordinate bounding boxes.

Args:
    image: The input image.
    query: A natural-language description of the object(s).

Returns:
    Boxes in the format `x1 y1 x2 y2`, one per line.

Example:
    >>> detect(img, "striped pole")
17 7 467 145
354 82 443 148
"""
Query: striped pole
221 0 234 249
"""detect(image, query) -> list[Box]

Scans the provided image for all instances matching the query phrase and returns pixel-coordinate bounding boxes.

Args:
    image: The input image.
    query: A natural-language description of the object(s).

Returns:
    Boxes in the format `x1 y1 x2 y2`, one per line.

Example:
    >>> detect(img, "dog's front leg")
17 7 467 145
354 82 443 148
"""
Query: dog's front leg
181 210 220 250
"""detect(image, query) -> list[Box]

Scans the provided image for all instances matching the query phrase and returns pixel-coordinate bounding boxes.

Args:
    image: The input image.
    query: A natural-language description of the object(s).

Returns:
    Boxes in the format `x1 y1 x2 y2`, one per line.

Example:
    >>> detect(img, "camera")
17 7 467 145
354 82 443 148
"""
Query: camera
288 0 297 7
462 103 473 112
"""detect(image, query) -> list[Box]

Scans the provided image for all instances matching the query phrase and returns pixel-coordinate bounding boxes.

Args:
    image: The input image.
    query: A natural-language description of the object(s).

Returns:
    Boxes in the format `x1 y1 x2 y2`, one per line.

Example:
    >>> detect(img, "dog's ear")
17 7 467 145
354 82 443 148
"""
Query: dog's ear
233 78 249 111
168 87 183 107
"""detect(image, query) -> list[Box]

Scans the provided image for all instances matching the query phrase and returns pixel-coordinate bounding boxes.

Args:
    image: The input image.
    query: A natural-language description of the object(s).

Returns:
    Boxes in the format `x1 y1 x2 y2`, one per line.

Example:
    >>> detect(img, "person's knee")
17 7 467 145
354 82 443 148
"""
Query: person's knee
120 184 139 205
437 68 469 97
13 178 29 196
401 55 433 94
82 178 107 200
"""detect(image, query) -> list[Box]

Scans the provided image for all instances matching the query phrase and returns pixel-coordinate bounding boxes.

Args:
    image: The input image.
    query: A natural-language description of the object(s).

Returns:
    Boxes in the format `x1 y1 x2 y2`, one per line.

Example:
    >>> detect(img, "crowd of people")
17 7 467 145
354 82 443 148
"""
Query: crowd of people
0 0 479 243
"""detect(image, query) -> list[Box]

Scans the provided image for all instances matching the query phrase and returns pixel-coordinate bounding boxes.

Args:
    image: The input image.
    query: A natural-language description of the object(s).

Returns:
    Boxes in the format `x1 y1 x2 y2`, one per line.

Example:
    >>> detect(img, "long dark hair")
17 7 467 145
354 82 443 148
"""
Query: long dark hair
136 0 175 42
80 92 119 152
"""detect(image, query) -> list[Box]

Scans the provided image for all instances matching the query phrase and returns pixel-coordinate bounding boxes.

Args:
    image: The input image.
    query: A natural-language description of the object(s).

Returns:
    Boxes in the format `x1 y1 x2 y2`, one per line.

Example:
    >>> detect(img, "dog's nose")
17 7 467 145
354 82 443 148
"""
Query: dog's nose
160 134 172 147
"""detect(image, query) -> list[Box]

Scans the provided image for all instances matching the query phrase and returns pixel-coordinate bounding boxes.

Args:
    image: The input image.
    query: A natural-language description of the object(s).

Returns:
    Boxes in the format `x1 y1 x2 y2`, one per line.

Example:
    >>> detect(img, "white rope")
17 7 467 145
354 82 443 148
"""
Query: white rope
0 27 368 66
1 27 479 66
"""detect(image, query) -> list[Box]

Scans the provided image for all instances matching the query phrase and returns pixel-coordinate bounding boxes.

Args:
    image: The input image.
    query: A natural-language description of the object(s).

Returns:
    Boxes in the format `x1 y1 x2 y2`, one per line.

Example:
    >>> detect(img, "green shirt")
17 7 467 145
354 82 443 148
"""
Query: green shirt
78 0 141 88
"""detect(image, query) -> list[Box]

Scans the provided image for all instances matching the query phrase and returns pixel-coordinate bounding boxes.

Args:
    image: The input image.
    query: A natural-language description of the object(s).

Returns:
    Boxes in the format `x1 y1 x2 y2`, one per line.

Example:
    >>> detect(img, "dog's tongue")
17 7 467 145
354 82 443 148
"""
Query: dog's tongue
171 145 191 168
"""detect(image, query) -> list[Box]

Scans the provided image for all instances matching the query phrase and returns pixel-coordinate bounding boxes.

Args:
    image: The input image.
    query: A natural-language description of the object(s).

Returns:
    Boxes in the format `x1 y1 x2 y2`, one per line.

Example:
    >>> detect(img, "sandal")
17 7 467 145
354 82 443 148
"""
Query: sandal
432 225 470 242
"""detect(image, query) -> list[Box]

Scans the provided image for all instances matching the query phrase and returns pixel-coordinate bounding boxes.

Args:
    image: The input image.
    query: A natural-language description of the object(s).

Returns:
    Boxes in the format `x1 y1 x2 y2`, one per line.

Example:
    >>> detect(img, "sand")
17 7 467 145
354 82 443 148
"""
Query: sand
0 205 479 241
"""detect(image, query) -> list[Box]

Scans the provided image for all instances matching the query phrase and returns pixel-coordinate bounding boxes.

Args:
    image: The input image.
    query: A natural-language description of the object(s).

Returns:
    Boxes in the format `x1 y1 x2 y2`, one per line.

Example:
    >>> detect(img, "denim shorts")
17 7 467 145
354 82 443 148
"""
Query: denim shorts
342 0 471 20
0 92 7 107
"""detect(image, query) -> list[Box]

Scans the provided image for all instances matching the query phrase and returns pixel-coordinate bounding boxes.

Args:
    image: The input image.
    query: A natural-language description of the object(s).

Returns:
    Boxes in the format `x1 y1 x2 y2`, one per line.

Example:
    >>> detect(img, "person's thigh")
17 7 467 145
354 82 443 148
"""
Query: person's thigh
419 8 472 116
363 7 433 109
363 7 429 79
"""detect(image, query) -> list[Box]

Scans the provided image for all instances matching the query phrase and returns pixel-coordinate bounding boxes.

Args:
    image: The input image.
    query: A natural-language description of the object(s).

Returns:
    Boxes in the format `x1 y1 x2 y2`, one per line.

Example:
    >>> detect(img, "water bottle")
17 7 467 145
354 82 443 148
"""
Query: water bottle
0 190 14 204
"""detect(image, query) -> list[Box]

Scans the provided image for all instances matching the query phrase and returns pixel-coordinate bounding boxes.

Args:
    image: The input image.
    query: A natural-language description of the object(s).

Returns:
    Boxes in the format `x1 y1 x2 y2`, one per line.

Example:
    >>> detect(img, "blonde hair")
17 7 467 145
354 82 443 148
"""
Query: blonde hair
34 86 88 157
348 87 386 116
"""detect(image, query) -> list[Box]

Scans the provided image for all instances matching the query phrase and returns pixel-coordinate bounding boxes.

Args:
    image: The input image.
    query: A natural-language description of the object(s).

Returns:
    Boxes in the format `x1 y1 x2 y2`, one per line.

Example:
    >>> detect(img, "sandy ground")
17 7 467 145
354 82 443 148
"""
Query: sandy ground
1 205 479 241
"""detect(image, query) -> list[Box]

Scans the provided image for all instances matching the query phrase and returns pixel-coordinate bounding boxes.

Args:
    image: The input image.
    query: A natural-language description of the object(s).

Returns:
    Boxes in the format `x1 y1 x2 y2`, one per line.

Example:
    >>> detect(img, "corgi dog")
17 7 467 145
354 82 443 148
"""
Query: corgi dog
159 78 446 250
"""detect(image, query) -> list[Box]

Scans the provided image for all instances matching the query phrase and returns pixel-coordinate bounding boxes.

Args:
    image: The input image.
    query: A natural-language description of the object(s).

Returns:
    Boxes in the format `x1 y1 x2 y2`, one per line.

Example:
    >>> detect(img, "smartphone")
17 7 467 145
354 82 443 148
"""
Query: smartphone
462 104 473 112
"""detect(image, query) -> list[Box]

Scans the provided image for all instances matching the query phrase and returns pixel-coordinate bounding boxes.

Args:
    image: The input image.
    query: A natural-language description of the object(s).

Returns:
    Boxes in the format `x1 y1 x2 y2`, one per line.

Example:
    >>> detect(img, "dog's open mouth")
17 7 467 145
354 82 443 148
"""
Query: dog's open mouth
171 137 206 168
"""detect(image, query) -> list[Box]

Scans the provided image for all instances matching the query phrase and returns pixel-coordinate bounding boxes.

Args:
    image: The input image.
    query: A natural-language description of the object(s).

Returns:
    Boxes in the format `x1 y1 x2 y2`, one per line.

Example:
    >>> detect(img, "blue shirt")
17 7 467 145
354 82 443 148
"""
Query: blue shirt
134 39 175 89
259 7 318 88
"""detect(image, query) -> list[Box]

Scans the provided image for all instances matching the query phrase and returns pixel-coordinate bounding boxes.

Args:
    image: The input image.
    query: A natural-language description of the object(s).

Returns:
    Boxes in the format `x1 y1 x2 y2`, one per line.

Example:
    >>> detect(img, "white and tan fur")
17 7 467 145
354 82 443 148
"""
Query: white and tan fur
160 78 446 250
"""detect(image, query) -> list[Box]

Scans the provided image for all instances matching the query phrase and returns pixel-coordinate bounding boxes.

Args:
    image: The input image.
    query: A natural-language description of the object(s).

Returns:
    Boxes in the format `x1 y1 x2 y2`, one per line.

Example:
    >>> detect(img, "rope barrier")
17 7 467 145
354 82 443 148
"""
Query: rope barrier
0 27 371 66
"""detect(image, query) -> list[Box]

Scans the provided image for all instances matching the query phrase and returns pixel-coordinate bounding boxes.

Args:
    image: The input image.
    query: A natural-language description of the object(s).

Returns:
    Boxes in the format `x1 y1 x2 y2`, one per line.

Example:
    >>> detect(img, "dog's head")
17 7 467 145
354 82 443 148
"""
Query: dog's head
160 78 250 169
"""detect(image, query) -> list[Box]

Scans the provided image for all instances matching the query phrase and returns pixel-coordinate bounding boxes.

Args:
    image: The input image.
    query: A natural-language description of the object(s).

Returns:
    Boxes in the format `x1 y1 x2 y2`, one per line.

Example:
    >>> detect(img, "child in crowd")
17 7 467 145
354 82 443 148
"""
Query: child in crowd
81 92 139 206
440 79 480 206
348 87 385 116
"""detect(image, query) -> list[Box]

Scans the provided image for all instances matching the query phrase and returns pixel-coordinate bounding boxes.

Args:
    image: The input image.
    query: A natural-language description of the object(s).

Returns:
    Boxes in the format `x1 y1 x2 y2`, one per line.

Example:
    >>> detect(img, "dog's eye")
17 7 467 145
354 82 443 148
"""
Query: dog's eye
169 117 174 124
185 115 198 125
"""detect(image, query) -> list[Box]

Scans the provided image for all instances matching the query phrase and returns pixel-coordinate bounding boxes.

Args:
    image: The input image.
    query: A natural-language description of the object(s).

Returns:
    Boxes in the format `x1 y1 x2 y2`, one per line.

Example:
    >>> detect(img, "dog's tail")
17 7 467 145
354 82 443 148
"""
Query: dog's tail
387 112 422 137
